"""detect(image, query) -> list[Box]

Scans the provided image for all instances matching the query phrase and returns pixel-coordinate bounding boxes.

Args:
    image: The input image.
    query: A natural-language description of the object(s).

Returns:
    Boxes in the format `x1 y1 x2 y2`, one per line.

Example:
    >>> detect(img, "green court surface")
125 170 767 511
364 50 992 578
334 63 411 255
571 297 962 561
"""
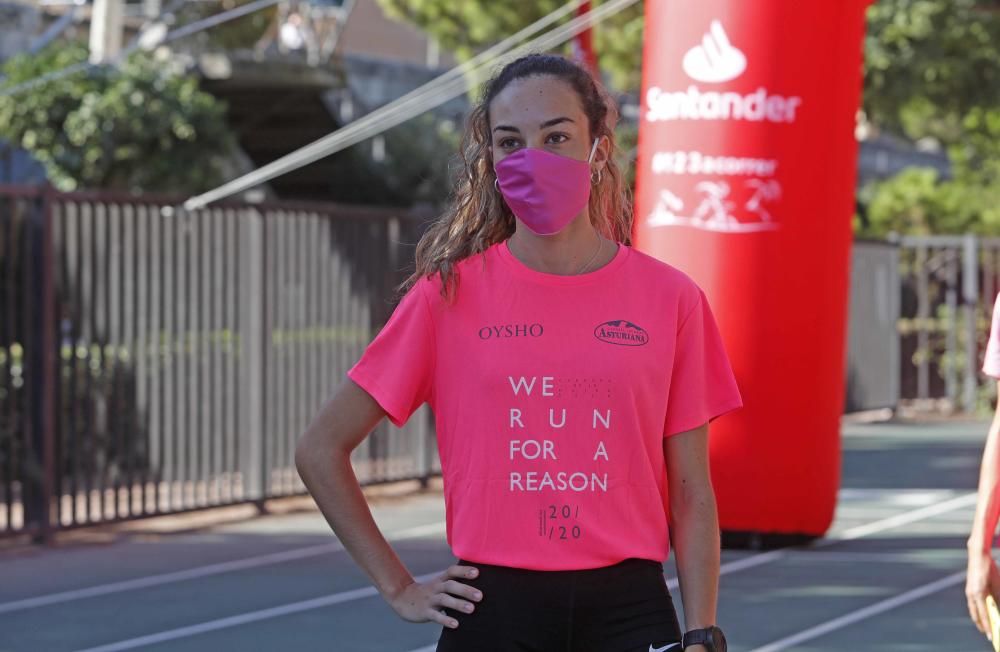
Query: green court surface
0 418 993 651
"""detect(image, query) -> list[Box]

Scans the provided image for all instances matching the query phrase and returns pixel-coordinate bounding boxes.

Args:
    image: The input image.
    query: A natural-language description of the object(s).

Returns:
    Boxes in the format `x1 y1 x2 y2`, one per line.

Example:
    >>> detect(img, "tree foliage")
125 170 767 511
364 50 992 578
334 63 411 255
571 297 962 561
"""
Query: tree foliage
858 167 1000 236
376 0 644 91
858 0 1000 236
379 0 997 143
0 42 236 193
172 0 277 51
864 1 1000 165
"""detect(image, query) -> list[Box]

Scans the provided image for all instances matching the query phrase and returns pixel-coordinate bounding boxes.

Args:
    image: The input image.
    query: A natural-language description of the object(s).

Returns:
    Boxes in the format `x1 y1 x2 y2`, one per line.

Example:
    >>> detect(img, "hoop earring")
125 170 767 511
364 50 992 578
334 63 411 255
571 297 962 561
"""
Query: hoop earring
591 168 603 185
495 178 500 193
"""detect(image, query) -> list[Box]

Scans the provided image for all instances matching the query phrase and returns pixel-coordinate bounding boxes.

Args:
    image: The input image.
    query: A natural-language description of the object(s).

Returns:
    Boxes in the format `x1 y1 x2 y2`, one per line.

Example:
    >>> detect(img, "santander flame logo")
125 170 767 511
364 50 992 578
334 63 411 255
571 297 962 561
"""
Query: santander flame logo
682 20 746 83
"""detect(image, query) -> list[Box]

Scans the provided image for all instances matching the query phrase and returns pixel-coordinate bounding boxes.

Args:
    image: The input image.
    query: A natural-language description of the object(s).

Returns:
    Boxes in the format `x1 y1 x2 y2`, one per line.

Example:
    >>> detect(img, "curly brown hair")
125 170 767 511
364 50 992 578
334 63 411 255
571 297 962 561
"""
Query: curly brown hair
399 53 633 302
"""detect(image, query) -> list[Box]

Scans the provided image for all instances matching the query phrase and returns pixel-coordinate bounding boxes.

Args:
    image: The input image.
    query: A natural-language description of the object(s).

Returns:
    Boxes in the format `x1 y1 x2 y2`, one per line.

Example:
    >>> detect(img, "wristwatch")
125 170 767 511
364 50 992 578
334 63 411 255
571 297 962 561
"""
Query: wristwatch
682 625 727 652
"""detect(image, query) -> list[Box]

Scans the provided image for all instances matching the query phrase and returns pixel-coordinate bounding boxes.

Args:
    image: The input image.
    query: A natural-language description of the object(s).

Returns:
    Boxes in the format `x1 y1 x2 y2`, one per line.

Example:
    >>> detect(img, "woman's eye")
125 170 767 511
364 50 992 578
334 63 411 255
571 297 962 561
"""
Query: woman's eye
499 138 520 148
546 133 569 144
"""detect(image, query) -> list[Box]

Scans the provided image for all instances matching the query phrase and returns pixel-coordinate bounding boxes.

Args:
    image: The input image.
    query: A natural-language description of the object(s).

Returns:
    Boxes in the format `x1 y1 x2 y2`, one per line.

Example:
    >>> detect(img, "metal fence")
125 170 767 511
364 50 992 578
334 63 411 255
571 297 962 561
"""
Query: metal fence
896 234 1000 413
0 185 438 542
844 234 1000 414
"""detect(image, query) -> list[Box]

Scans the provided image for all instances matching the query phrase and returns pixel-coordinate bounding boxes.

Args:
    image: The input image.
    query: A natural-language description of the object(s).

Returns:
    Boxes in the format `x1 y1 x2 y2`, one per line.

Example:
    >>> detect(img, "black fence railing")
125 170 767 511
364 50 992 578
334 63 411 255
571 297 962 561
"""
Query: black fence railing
0 185 438 542
896 235 1000 413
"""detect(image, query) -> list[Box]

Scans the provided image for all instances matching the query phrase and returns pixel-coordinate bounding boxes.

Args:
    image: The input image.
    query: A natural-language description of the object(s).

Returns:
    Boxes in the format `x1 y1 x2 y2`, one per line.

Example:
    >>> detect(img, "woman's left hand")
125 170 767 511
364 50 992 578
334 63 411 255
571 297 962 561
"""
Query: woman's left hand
966 547 1000 639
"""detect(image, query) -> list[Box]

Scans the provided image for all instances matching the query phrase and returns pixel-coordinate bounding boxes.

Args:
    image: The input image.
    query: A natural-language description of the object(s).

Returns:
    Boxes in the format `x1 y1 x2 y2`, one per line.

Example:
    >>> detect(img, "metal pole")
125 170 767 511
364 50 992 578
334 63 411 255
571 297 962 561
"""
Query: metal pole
946 256 958 406
89 0 124 64
917 245 930 400
238 208 265 504
964 233 980 412
889 243 901 411
40 186 57 543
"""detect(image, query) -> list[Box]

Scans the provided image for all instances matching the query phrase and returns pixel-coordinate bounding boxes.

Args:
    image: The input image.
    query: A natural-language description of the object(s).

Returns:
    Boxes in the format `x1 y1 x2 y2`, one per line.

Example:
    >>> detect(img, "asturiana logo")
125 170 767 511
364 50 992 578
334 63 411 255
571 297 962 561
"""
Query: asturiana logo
594 320 649 347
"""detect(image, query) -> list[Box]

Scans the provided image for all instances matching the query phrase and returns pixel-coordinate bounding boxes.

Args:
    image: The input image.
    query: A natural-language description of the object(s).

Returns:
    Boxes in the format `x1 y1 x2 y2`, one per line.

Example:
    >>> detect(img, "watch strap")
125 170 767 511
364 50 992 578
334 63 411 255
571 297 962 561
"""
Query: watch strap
682 627 711 648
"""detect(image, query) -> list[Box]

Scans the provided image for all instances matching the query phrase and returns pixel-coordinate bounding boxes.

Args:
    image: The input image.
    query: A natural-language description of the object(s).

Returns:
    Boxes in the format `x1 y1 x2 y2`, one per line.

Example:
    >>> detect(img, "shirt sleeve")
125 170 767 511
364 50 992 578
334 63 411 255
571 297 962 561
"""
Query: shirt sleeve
983 293 1000 379
346 278 436 427
663 289 744 438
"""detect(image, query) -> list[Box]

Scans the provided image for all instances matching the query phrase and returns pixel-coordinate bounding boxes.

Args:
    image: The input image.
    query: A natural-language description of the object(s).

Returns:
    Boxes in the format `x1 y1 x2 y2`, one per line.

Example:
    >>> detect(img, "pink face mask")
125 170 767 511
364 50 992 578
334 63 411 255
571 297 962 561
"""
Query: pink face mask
494 139 600 236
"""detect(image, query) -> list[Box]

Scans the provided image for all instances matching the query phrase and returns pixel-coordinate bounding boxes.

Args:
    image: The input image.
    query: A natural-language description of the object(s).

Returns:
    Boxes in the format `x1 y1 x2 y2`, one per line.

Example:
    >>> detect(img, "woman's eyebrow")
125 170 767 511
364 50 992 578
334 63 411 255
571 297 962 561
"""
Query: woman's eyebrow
492 116 575 134
540 116 573 129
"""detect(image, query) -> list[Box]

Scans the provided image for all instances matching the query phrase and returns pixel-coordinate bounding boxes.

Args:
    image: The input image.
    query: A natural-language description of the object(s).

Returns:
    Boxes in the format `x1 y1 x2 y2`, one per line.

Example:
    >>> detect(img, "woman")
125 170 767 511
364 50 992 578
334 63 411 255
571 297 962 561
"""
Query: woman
295 53 742 652
967 292 1000 644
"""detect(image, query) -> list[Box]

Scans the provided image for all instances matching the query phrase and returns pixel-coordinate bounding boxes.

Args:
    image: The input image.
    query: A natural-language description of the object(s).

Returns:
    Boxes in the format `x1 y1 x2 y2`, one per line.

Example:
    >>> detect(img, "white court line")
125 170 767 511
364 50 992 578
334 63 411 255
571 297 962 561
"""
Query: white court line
663 491 978 590
734 493 980 651
747 570 967 652
70 569 449 652
779 550 962 563
835 492 978 540
58 489 972 652
0 521 445 615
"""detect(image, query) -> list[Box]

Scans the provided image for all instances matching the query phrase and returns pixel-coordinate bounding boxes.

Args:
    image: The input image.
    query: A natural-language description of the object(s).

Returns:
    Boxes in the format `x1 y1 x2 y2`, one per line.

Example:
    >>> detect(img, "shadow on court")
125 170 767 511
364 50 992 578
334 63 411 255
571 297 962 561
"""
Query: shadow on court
0 418 992 651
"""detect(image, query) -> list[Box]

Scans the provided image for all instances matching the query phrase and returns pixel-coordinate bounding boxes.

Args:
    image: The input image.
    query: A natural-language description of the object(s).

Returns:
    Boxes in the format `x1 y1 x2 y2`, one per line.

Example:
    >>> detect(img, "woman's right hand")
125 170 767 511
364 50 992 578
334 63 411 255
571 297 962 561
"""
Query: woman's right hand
387 564 484 629
966 547 1000 639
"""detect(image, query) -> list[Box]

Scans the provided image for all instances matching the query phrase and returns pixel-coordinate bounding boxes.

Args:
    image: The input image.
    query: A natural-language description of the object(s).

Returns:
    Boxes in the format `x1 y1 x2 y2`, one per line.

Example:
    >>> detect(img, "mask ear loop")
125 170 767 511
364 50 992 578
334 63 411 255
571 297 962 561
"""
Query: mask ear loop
588 138 603 185
491 146 500 193
587 137 600 164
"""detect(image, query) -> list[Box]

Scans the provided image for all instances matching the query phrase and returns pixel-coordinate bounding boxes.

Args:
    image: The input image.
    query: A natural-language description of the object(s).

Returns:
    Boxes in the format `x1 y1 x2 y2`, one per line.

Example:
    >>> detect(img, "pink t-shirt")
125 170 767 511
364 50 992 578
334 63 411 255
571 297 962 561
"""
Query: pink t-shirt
347 239 743 570
984 293 1000 378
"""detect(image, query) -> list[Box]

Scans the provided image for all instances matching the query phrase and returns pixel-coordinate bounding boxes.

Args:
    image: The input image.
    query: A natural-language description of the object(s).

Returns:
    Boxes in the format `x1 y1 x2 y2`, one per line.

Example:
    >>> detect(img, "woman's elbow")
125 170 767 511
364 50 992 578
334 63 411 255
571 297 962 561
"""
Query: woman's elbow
294 430 316 475
295 426 339 473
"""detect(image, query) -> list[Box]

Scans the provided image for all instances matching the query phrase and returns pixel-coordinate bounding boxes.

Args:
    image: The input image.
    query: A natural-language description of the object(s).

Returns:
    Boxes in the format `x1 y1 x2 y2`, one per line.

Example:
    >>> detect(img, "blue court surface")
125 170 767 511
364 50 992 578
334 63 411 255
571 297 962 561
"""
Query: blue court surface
0 417 993 651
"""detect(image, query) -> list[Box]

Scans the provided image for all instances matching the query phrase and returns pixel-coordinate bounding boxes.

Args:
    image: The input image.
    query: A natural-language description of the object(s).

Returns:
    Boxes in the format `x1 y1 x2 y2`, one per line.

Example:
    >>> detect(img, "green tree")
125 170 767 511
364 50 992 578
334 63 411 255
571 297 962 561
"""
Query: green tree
858 169 1000 237
863 0 1000 166
859 0 1000 235
376 0 644 92
0 42 236 193
172 0 277 51
379 0 999 130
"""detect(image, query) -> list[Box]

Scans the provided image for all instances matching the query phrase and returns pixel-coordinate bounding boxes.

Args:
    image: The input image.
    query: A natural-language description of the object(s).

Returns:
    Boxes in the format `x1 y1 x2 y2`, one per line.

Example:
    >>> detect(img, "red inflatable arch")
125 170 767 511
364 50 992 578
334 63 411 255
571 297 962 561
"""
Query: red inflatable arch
634 0 872 543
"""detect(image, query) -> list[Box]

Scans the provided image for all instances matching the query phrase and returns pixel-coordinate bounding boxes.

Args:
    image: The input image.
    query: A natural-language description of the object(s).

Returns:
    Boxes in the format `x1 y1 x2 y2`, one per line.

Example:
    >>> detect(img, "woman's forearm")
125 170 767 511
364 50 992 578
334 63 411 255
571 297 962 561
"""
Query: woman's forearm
296 438 415 601
970 415 1000 555
669 486 721 630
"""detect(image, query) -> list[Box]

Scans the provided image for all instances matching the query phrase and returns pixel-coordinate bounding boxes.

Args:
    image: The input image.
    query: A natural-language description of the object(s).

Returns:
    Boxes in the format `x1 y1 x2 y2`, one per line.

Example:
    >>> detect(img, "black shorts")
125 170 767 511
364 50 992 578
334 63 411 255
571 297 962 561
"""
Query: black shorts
435 556 682 652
